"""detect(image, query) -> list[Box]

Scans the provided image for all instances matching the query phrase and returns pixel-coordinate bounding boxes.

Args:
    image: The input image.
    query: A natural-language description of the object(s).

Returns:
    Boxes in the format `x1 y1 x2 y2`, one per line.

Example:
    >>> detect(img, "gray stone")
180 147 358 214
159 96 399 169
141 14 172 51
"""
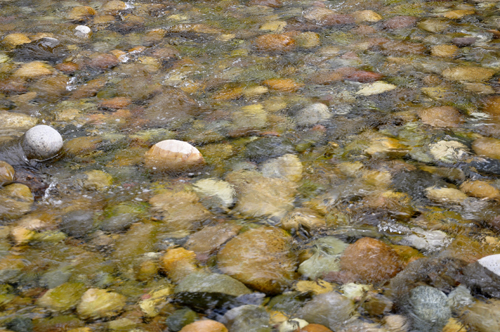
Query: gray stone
408 286 451 332
295 103 331 126
297 291 356 330
21 125 63 160
463 254 500 298
221 305 272 332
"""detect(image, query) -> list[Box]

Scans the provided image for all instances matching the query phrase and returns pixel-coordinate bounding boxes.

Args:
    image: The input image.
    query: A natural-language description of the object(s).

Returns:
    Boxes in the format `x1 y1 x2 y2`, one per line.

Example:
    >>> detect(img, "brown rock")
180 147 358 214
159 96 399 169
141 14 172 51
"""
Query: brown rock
99 97 132 110
263 78 303 92
0 161 15 186
378 41 426 56
417 106 464 127
68 6 96 21
179 320 228 332
55 62 80 74
2 33 31 48
309 71 343 85
442 66 495 82
352 10 382 23
483 95 500 116
101 0 127 15
460 180 500 200
64 136 103 157
161 247 201 283
350 25 377 35
144 140 205 173
431 44 458 58
149 190 212 232
339 237 403 283
336 67 383 83
70 77 107 99
301 324 333 332
88 54 120 70
13 61 54 78
383 16 418 29
254 34 295 52
185 223 242 262
217 226 297 294
0 79 27 94
319 14 355 26
472 137 500 160
248 0 282 8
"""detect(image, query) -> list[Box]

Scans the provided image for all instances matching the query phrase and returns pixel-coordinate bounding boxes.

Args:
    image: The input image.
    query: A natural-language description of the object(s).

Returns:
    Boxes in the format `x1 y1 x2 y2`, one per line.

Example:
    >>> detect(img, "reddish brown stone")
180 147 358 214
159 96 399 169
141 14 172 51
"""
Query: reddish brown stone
319 14 355 26
88 53 120 70
378 40 427 56
383 16 418 29
55 62 80 74
249 0 282 8
70 77 107 99
0 78 27 94
483 96 500 116
350 25 377 35
309 71 343 85
99 97 132 110
336 67 383 83
339 237 403 283
254 34 295 52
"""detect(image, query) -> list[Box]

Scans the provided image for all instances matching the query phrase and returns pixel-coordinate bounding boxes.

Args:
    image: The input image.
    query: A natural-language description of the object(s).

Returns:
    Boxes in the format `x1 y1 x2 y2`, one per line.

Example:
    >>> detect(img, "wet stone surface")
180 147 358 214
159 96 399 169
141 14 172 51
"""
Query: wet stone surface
0 0 500 331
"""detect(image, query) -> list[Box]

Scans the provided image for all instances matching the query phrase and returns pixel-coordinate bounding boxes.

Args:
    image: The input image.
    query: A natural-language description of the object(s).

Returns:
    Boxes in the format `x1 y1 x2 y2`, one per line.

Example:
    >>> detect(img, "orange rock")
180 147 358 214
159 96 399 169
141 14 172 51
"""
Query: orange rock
339 237 403 283
263 78 303 92
161 247 201 283
301 324 333 332
179 320 228 332
418 106 464 128
99 97 132 109
254 34 295 52
212 86 244 100
0 78 27 94
483 96 500 116
472 137 500 160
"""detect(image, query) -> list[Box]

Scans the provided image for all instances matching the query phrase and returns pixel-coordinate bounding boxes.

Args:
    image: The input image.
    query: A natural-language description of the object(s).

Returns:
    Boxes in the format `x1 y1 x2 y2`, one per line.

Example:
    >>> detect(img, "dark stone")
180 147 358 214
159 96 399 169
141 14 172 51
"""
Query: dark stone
244 136 295 162
452 37 476 47
462 255 500 298
165 308 198 332
6 318 33 332
10 38 68 63
59 210 95 238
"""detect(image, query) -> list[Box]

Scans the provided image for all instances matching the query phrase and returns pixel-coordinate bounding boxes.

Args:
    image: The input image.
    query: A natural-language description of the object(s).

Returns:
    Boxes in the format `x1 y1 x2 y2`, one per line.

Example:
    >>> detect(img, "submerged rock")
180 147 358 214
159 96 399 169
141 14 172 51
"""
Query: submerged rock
460 299 500 332
339 237 403 284
462 254 500 298
217 226 297 294
407 286 451 332
221 305 272 332
76 288 126 320
185 223 242 261
0 183 34 220
175 272 252 309
297 292 356 331
37 282 86 312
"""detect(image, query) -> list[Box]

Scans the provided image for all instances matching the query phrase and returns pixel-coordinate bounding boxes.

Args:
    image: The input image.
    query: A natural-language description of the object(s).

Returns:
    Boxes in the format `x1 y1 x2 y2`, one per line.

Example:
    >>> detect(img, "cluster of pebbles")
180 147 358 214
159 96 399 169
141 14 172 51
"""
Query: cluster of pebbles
1 0 500 331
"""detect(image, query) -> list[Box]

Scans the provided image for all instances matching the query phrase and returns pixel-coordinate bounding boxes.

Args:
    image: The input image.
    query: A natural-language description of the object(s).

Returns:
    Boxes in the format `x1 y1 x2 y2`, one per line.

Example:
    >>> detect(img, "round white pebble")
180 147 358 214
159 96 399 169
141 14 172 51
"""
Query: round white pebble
22 125 63 160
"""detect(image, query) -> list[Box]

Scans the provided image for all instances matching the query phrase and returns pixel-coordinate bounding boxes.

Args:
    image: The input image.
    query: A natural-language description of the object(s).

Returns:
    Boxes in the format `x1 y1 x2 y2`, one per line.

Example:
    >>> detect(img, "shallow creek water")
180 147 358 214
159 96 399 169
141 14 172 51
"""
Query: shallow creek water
1 0 500 331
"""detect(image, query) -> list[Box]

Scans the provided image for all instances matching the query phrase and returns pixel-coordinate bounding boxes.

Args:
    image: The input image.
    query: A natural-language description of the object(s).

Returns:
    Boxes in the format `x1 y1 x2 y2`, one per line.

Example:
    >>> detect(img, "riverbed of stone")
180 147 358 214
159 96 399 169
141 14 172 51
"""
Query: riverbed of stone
1 0 500 331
